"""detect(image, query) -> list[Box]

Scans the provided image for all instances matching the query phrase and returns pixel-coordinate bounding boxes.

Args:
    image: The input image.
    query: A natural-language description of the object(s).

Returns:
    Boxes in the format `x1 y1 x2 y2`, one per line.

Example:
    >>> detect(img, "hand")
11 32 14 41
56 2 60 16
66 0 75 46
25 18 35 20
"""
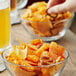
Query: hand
47 0 76 13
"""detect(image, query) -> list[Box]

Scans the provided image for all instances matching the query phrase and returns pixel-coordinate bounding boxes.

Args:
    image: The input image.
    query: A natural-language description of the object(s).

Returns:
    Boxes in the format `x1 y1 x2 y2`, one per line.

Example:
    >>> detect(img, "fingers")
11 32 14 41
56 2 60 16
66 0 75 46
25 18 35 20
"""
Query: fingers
48 3 68 13
47 0 52 8
47 0 65 9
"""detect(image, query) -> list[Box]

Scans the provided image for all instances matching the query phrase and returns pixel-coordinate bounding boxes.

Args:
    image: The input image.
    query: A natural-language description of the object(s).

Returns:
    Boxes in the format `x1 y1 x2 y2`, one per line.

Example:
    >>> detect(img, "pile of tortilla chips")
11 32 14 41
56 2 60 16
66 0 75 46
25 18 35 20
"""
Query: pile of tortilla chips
6 39 65 76
22 2 72 37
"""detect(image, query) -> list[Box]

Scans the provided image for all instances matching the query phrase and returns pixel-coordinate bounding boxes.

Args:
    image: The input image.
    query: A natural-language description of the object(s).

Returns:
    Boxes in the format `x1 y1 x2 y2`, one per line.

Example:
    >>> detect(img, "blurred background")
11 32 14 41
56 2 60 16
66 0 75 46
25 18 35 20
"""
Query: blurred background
25 0 76 34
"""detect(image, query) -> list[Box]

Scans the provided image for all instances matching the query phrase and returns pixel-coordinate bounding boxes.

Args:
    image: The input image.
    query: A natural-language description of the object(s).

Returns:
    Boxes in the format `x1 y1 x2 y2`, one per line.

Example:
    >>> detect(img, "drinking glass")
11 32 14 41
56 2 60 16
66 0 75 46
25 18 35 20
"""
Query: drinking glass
10 0 28 24
0 0 11 71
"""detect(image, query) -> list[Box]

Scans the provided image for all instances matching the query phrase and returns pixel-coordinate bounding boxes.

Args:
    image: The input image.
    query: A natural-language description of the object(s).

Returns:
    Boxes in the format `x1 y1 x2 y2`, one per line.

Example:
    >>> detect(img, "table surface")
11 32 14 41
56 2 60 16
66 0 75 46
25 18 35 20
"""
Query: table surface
0 23 76 76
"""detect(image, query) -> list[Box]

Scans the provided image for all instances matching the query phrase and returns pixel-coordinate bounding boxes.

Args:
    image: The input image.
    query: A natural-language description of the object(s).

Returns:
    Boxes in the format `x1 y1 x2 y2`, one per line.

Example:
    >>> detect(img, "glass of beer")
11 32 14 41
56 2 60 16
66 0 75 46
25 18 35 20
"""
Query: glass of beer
10 0 28 24
0 0 11 71
10 0 17 11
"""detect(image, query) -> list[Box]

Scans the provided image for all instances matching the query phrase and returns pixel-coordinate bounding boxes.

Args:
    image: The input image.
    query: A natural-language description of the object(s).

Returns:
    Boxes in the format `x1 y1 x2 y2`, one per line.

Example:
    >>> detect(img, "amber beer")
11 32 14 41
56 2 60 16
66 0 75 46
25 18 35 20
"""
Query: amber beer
0 2 10 48
10 0 17 11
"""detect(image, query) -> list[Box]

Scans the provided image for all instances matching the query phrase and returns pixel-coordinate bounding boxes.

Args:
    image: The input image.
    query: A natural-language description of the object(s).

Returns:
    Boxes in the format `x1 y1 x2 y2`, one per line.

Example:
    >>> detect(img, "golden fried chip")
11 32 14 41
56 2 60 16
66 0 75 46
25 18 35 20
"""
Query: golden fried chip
63 11 72 19
36 43 49 57
30 39 43 45
55 14 63 21
27 55 39 63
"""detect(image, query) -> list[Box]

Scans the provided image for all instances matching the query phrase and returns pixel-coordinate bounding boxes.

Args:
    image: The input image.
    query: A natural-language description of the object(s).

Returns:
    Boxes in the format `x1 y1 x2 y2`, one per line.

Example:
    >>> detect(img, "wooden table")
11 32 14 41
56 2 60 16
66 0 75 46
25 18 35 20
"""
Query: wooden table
0 24 76 76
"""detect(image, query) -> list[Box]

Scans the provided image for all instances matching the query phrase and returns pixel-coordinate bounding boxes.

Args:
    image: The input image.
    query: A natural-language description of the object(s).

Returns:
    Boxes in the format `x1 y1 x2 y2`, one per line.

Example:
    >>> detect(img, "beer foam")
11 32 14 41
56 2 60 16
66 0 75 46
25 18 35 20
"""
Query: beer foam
0 0 9 10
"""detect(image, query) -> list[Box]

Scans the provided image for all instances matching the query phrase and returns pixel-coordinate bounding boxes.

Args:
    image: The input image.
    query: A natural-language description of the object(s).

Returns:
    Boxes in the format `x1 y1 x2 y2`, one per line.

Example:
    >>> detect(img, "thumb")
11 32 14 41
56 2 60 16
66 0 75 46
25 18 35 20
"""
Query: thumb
48 3 68 13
